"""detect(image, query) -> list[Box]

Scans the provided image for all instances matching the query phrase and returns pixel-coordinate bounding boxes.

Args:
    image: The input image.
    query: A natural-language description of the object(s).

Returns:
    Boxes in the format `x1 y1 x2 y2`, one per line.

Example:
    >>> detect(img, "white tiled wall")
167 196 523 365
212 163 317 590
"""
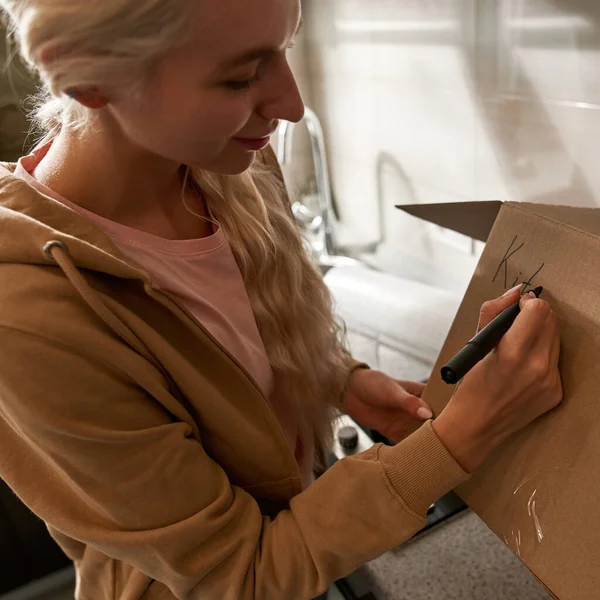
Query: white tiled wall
285 0 600 290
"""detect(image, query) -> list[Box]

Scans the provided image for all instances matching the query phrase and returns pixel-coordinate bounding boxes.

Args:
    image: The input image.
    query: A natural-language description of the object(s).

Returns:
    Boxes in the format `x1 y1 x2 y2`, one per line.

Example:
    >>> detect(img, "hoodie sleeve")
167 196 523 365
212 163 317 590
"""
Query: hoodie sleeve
0 326 469 600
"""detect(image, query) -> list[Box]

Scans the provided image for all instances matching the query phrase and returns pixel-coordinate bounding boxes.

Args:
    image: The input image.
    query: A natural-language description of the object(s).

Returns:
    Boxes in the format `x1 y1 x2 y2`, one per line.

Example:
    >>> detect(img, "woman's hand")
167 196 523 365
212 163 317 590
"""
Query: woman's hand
342 369 433 443
433 287 563 472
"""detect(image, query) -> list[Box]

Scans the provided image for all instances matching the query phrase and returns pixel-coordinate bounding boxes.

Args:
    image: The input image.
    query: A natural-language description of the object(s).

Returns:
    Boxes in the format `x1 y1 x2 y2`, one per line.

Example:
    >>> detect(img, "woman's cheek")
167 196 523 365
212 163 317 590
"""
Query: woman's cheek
215 102 254 138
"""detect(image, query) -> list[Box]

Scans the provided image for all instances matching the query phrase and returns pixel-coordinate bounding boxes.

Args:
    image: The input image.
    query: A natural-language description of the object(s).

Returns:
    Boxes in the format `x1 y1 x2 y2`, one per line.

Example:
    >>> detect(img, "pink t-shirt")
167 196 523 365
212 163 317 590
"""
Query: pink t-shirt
14 144 313 489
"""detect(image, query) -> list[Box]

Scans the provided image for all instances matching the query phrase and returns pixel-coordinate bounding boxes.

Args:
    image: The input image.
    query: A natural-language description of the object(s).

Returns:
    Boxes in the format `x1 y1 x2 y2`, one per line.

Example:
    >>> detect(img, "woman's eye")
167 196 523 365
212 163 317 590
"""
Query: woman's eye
223 60 270 91
224 68 263 91
225 77 256 91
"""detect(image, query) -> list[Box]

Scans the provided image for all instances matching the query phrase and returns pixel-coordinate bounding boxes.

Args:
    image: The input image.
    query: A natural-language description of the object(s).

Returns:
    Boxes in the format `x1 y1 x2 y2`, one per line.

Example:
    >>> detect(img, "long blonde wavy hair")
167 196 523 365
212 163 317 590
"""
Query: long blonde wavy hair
1 0 353 464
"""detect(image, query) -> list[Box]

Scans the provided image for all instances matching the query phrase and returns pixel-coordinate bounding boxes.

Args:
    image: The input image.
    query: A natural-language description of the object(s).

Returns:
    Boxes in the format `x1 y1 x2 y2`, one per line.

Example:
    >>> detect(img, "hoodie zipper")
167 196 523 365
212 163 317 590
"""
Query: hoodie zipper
44 240 301 480
148 284 266 399
145 283 301 474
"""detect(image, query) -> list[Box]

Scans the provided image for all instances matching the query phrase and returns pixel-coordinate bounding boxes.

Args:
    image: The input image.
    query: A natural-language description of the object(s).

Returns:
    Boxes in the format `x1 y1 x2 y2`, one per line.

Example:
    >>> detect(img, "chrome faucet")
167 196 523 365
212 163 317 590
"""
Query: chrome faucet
277 107 373 273
277 106 339 256
277 107 365 271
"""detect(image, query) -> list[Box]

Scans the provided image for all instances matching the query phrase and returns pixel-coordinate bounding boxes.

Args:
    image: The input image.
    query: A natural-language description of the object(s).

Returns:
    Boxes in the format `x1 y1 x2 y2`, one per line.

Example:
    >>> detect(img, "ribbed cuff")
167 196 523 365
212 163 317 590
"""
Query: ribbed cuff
349 360 370 374
378 421 470 516
338 357 370 412
341 346 370 376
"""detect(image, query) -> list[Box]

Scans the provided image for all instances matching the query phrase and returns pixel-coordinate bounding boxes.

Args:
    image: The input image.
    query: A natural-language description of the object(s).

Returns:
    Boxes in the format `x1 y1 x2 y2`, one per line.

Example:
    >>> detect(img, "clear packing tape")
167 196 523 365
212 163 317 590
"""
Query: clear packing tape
495 465 573 600
503 466 572 561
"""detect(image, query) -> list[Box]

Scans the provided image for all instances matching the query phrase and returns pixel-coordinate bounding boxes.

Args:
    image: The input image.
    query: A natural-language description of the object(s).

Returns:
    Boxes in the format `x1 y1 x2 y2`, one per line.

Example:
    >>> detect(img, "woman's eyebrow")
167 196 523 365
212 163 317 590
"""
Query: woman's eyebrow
220 17 303 69
222 47 277 69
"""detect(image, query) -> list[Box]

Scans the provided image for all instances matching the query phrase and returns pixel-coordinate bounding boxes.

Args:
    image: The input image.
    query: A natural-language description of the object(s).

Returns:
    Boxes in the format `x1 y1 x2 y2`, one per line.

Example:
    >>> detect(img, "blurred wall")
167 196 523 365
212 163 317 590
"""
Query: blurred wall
287 0 600 291
0 23 38 161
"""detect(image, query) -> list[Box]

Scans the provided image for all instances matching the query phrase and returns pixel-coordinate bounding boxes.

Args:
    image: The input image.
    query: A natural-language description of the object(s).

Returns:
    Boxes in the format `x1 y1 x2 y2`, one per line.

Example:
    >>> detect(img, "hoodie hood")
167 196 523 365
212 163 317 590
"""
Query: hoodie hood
0 161 178 378
0 161 150 283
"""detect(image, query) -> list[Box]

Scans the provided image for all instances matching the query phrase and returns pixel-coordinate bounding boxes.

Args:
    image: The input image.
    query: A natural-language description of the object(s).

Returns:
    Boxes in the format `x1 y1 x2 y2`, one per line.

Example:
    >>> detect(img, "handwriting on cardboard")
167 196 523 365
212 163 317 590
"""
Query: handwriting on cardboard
493 235 545 291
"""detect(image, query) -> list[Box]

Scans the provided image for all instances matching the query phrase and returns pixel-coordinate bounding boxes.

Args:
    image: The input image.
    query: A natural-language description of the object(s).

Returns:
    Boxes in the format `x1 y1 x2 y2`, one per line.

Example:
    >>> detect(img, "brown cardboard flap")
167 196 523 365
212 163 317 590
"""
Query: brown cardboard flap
517 202 600 239
395 201 502 242
397 200 600 243
531 571 560 600
423 202 600 599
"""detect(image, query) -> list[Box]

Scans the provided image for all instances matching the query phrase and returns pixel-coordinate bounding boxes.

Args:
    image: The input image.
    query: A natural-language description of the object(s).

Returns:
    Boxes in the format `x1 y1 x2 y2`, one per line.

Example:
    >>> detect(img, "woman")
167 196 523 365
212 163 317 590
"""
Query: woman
0 1 562 599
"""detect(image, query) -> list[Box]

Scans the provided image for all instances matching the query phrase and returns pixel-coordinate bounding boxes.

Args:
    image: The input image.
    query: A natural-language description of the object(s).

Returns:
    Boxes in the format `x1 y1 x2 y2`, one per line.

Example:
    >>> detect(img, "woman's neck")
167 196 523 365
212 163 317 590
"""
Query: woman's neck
33 125 214 240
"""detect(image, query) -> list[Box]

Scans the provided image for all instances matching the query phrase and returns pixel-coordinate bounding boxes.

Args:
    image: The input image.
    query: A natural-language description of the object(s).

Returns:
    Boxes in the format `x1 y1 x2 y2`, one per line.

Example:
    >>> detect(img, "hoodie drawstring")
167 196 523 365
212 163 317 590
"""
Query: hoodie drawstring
42 240 172 379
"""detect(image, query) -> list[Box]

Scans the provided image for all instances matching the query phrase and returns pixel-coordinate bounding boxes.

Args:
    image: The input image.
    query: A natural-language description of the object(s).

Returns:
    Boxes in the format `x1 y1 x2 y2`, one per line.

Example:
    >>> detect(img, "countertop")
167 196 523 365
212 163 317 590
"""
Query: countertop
330 416 552 600
3 510 553 600
360 510 552 600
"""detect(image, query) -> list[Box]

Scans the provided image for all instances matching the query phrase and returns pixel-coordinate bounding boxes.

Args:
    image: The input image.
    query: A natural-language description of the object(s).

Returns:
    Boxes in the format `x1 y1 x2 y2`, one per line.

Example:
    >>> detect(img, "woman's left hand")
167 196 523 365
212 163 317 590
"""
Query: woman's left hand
342 369 433 443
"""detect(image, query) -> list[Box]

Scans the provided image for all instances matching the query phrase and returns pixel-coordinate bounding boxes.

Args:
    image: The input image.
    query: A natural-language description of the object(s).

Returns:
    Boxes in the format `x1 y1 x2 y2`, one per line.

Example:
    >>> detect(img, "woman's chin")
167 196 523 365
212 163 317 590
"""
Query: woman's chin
210 152 257 175
202 147 257 175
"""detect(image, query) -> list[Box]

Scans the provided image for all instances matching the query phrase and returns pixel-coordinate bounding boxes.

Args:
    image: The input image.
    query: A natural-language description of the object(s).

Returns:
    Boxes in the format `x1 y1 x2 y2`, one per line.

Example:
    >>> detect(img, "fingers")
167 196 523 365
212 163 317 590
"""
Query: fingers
526 308 563 410
502 293 551 351
549 316 561 367
401 394 433 421
529 306 560 369
398 380 426 398
479 285 522 330
383 379 433 420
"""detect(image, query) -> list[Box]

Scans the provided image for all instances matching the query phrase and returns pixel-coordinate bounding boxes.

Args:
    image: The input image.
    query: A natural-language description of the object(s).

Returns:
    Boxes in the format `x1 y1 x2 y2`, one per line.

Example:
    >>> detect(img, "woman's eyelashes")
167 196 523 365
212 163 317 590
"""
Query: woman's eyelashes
223 43 295 92
224 73 260 91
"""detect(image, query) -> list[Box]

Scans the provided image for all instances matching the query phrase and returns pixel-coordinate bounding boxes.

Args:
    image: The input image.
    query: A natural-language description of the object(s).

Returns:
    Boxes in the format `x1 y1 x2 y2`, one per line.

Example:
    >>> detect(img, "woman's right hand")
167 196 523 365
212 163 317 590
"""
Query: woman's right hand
433 286 563 473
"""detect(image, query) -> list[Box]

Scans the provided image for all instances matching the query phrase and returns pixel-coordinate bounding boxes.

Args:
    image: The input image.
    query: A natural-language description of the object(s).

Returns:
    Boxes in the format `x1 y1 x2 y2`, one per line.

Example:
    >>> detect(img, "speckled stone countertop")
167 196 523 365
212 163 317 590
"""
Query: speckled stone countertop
359 510 552 600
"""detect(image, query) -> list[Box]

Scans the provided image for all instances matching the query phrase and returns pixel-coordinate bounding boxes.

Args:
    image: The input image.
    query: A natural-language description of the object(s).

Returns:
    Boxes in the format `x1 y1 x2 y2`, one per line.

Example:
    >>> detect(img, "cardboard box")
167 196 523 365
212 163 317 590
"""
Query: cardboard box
397 200 600 600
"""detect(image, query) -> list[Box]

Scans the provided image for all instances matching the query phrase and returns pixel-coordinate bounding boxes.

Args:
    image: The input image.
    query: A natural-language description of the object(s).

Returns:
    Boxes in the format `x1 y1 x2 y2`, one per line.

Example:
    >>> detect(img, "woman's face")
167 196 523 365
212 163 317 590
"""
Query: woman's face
107 0 304 175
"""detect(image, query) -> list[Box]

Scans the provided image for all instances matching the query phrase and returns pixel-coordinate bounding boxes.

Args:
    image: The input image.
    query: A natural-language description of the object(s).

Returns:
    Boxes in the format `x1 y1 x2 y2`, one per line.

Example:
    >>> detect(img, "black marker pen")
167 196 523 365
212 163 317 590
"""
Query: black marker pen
441 286 544 385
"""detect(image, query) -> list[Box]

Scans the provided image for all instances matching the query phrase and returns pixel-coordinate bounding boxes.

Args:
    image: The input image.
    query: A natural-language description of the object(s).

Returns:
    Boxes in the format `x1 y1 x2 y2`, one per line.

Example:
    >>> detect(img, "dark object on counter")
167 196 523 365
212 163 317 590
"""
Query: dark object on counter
338 426 359 451
441 286 543 384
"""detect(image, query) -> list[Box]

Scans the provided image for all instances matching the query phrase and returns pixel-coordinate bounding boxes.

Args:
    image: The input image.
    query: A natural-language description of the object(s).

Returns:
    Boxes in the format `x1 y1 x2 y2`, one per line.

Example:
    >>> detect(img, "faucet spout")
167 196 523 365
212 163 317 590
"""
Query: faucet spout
276 120 294 165
275 107 339 256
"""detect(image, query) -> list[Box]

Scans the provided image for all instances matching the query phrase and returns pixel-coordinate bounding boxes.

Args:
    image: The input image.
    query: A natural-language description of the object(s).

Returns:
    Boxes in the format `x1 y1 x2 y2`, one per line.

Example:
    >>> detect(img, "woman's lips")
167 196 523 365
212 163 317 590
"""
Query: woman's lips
232 135 272 151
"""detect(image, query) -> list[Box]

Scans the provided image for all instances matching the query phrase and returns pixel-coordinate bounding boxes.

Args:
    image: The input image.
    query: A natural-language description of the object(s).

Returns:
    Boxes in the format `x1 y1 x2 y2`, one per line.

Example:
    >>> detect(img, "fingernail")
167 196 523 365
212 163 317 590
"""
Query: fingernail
503 285 522 297
528 291 537 298
417 407 433 420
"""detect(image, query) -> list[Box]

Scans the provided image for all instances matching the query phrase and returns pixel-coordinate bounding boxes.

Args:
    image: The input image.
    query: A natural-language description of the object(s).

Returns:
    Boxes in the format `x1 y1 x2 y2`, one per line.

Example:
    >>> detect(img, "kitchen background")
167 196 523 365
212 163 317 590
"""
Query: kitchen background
279 0 600 288
271 0 600 389
1 1 598 599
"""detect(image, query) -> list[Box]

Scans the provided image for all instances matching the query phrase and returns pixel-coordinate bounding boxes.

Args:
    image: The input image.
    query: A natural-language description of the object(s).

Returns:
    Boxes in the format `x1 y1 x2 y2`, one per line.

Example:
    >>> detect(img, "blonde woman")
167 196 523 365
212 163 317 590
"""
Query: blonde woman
0 1 561 599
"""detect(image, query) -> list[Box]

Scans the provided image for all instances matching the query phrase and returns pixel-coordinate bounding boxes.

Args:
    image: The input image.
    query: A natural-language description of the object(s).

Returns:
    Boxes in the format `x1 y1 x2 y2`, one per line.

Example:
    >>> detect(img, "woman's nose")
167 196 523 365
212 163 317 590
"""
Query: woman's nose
258 60 305 124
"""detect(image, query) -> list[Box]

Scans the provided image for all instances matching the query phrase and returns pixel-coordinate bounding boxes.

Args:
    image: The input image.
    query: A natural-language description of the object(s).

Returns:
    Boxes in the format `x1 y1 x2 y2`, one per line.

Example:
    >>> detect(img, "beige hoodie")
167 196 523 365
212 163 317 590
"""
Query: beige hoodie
0 148 469 600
